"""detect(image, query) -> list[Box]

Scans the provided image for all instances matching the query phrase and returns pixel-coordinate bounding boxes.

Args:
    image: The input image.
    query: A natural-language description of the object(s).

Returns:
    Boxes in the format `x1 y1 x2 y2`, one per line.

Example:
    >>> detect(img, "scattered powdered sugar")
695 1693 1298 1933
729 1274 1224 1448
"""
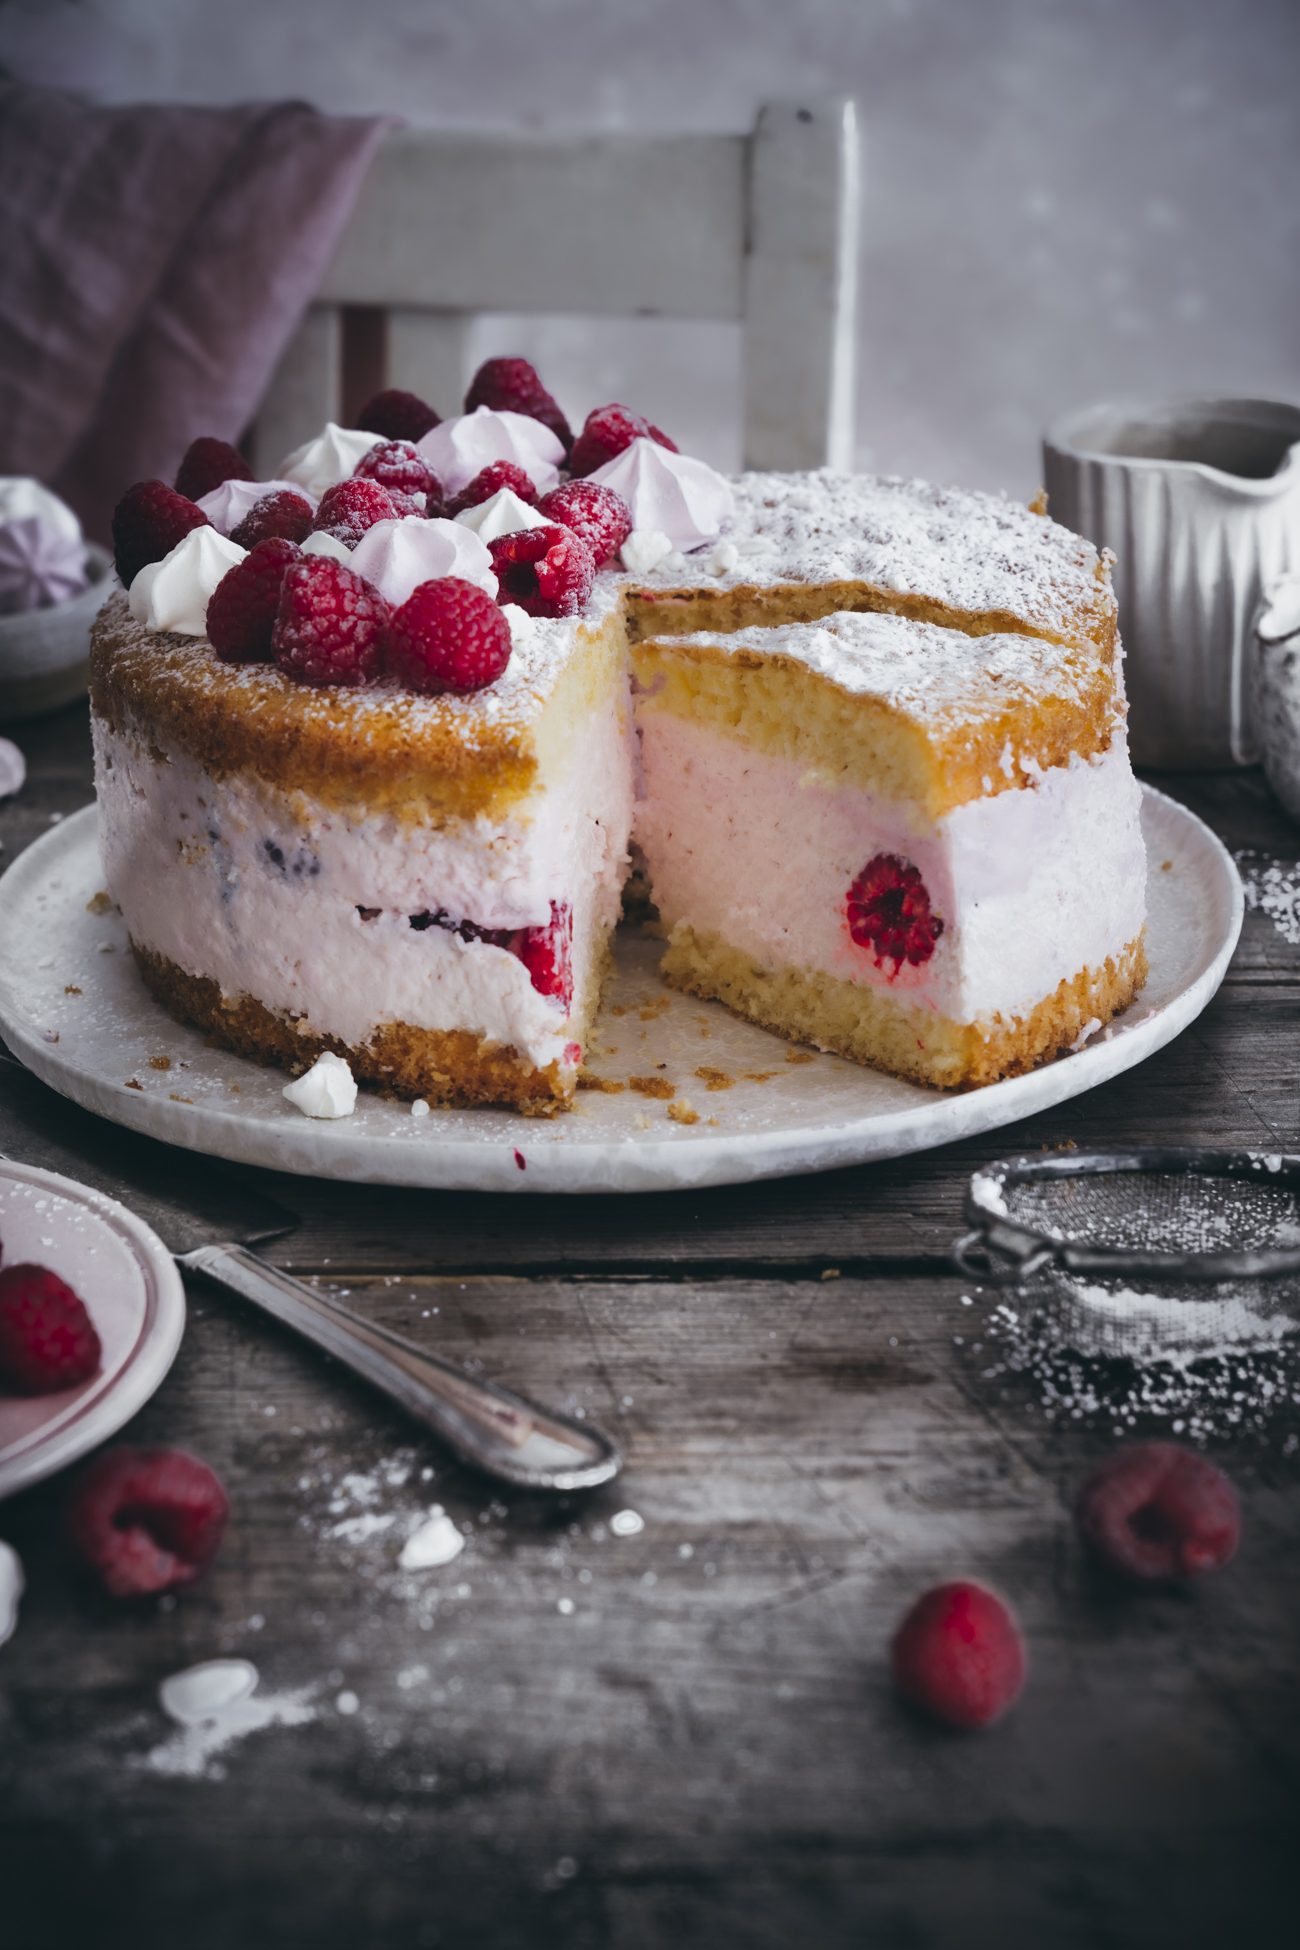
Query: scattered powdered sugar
1237 852 1300 945
141 1659 318 1780
0 1540 23 1649
634 470 1110 644
398 1507 465 1570
966 1278 1300 1447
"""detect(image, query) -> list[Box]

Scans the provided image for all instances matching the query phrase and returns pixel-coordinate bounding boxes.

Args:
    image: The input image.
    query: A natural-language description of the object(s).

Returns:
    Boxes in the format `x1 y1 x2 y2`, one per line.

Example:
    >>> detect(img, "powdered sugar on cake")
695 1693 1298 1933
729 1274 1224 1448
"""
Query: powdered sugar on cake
632 471 1111 641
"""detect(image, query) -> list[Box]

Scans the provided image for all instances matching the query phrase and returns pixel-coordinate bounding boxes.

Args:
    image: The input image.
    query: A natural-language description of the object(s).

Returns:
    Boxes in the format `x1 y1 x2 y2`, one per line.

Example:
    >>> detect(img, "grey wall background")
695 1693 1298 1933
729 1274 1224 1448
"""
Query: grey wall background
4 0 1298 496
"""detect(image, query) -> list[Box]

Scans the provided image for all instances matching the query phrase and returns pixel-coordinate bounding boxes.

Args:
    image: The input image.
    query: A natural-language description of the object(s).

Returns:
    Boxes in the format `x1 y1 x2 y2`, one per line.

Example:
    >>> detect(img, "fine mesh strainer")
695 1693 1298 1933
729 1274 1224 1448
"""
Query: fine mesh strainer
953 1149 1300 1362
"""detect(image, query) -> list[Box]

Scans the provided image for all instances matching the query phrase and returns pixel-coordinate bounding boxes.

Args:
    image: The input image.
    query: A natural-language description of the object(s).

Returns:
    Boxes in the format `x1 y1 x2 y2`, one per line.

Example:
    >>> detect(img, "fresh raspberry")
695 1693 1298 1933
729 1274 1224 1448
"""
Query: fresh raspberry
66 1445 229 1598
488 524 595 618
273 557 390 687
1076 1443 1240 1582
385 488 428 519
516 901 573 1008
846 854 945 971
891 1581 1026 1730
0 1263 101 1395
464 356 572 455
537 481 631 565
569 403 678 478
354 438 442 505
312 477 397 547
111 480 210 587
386 577 512 695
229 489 315 549
174 436 253 503
207 538 300 663
356 388 440 443
447 460 537 517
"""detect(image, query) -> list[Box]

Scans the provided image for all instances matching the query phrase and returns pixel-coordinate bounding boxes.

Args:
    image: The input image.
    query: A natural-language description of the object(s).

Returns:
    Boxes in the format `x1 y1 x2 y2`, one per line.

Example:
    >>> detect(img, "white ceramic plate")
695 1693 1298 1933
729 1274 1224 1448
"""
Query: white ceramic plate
0 792 1241 1195
0 1160 186 1499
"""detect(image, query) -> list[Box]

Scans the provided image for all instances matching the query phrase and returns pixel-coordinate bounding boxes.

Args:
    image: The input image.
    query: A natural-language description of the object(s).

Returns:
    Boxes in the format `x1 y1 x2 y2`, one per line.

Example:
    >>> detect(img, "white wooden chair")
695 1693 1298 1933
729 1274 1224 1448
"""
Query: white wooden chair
251 100 858 478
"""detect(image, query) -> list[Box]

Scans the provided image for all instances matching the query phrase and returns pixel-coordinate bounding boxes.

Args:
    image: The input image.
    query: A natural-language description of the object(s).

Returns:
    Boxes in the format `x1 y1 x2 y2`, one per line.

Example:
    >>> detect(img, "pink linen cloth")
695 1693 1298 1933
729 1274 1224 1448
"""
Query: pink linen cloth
0 84 389 542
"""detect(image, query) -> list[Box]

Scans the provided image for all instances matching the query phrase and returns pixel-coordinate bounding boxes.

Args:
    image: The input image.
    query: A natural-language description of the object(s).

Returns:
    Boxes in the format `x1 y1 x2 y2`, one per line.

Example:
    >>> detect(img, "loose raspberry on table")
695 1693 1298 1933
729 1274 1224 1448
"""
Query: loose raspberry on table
1076 1442 1240 1582
386 577 512 695
207 538 300 663
0 1263 101 1395
229 489 315 549
569 403 678 477
66 1445 229 1598
356 388 440 443
447 460 537 517
312 477 398 547
846 854 944 972
355 438 443 506
488 524 595 618
464 356 572 455
174 436 253 503
891 1580 1026 1731
111 480 210 586
273 556 390 687
537 481 632 565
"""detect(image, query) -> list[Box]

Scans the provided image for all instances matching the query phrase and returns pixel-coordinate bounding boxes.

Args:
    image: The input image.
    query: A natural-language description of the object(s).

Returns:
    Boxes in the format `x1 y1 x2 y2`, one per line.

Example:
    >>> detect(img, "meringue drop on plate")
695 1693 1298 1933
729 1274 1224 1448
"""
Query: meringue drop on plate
348 517 498 608
197 477 316 534
417 407 564 497
278 423 382 500
588 438 735 551
128 528 247 635
0 478 89 614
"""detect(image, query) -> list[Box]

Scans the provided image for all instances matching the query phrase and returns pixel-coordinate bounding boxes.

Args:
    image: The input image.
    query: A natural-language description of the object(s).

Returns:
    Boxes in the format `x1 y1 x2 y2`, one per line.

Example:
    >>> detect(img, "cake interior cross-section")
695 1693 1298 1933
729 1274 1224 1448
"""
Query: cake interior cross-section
89 364 1147 1114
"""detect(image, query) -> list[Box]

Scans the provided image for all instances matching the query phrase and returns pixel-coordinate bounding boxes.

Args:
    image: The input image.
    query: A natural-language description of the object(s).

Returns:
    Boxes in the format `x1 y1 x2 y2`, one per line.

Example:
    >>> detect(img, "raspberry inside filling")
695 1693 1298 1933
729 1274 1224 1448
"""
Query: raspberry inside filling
357 898 574 1008
845 853 944 972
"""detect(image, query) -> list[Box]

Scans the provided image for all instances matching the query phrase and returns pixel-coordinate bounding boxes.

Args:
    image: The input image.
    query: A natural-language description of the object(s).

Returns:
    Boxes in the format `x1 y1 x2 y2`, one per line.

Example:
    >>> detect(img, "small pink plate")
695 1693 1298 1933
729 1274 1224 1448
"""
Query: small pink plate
0 1160 185 1500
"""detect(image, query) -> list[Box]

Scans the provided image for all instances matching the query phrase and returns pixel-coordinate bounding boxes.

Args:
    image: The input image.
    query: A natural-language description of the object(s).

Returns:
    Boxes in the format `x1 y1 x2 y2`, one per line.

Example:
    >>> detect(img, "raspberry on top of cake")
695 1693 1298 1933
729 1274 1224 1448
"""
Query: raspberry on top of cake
90 357 1142 1111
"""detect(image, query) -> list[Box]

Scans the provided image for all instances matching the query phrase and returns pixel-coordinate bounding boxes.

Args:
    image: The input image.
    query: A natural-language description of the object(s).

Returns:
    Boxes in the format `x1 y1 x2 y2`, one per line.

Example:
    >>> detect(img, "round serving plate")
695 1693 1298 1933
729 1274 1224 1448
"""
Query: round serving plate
0 1159 186 1499
0 792 1241 1195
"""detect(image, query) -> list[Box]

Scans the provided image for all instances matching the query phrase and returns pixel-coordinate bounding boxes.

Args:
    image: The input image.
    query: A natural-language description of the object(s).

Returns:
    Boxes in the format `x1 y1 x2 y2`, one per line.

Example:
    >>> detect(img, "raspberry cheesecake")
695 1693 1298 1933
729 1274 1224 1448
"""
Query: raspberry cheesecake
90 360 1146 1110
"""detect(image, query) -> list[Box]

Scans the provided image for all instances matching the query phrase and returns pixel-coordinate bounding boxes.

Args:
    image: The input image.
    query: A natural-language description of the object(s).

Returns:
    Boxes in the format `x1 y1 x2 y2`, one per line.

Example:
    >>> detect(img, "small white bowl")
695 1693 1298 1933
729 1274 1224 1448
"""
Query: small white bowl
0 542 114 720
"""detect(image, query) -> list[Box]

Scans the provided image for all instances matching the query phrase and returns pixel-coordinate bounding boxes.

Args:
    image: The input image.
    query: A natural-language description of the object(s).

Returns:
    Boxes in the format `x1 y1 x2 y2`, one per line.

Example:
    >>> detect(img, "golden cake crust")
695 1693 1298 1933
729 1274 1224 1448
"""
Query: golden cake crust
133 943 578 1114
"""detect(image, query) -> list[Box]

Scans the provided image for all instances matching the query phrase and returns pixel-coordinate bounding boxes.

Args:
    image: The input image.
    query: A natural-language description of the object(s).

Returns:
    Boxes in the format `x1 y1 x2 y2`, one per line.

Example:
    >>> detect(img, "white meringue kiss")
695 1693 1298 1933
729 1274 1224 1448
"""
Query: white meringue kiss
348 517 498 609
589 438 734 551
128 527 247 636
282 1050 358 1119
0 476 88 614
417 407 563 497
454 487 551 545
300 530 353 564
277 423 381 500
197 477 316 534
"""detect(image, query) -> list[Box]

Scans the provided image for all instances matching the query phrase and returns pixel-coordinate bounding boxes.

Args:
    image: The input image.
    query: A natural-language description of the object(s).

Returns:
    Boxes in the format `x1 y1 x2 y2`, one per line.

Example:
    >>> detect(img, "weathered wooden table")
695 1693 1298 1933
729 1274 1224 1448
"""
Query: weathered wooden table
2 703 1297 1950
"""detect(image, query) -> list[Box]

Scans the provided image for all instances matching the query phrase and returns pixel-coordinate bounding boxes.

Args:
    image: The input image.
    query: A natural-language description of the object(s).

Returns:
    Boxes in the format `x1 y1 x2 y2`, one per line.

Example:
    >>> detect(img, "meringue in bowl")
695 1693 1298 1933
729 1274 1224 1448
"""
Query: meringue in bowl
0 540 114 721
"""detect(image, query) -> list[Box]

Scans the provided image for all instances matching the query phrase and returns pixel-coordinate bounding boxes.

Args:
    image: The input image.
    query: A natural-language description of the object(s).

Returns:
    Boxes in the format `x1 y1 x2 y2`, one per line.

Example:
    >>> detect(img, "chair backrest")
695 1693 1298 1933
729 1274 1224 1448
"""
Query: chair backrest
251 100 858 478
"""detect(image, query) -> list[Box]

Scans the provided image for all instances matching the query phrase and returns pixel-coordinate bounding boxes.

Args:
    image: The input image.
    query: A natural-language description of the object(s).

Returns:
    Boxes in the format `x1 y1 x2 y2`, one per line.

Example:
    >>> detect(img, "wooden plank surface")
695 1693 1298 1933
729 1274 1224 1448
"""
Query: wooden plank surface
2 700 1298 1950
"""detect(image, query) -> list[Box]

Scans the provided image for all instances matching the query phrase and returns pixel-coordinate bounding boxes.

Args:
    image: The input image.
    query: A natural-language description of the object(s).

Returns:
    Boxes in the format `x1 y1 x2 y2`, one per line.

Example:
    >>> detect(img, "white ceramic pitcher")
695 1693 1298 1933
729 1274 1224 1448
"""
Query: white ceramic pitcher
1043 397 1300 768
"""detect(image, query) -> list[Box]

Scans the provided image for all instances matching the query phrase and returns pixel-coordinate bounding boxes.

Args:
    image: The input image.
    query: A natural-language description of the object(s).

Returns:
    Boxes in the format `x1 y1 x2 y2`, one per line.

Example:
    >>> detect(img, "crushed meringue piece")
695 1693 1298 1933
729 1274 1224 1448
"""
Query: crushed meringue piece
620 528 675 575
398 1507 465 1570
282 1050 358 1119
160 1658 260 1726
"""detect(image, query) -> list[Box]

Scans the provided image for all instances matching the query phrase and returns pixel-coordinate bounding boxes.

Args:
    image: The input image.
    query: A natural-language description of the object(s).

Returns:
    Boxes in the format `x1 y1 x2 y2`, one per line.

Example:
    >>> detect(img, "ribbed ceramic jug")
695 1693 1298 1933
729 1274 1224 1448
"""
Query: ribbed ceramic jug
1043 398 1300 768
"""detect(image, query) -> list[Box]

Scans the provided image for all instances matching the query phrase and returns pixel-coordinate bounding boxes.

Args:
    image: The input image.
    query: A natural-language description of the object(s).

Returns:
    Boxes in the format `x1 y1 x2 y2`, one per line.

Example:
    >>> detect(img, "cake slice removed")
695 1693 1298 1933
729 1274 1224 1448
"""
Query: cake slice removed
91 585 633 1113
631 608 1147 1090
